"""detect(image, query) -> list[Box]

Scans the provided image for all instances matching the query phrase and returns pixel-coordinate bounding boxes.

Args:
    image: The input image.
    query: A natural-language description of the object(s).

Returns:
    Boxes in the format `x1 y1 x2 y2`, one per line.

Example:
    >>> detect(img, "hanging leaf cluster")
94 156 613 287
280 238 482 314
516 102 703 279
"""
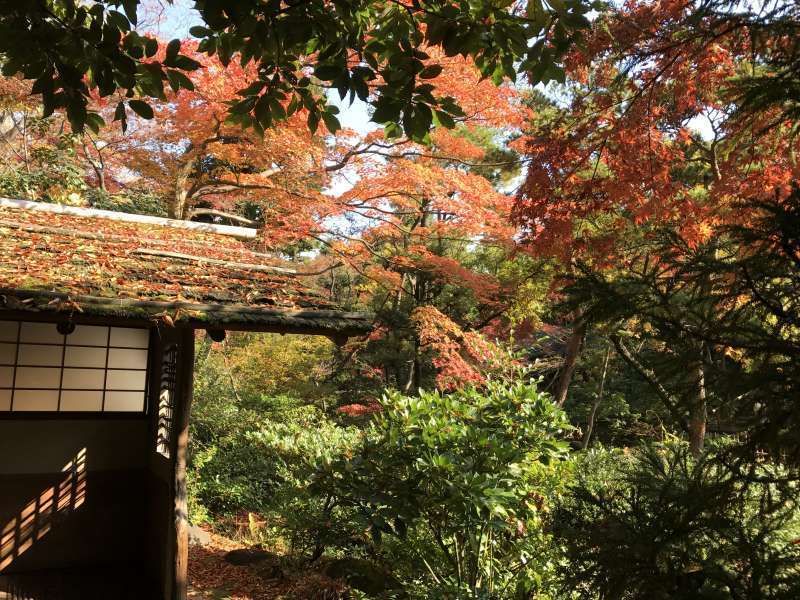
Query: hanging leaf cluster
0 0 593 137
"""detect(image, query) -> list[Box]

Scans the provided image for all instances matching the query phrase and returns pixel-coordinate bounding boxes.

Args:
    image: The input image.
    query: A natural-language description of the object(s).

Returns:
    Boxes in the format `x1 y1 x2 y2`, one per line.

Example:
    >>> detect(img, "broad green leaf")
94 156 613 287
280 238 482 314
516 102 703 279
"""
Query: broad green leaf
321 110 341 133
418 64 443 79
128 99 154 119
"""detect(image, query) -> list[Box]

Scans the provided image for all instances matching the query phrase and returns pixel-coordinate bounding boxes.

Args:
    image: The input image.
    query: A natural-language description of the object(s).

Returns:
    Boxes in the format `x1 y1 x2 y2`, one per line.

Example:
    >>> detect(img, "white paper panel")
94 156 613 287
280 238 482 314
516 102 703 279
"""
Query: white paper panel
60 391 104 412
64 346 107 368
0 366 14 388
17 344 63 367
105 369 147 390
109 327 149 348
13 390 59 411
68 325 109 346
61 368 106 390
15 367 61 389
20 322 64 344
0 321 150 412
0 343 16 365
107 348 148 370
0 321 19 343
104 391 145 412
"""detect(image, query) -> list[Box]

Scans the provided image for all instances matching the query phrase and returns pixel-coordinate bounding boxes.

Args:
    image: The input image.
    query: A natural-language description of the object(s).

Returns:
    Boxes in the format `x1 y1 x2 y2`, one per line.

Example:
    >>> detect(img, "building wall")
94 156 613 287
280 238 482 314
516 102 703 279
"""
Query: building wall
0 317 193 600
0 418 147 474
0 417 150 575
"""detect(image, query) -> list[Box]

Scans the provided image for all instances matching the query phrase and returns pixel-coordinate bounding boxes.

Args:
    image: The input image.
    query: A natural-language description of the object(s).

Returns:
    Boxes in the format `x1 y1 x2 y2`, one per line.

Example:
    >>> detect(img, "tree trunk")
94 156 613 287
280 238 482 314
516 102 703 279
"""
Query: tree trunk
688 357 707 458
554 322 586 407
171 159 195 219
404 333 422 393
581 345 611 449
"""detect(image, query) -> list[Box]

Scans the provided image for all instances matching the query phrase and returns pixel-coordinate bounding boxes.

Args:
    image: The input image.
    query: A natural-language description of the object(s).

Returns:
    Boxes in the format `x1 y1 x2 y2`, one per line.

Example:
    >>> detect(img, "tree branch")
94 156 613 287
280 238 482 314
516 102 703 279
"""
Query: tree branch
186 208 258 227
610 334 689 431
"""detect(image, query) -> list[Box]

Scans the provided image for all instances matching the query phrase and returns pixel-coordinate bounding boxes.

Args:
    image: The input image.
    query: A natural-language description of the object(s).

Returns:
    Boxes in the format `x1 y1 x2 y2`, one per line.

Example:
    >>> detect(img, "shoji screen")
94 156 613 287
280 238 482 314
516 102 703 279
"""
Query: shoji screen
0 321 150 412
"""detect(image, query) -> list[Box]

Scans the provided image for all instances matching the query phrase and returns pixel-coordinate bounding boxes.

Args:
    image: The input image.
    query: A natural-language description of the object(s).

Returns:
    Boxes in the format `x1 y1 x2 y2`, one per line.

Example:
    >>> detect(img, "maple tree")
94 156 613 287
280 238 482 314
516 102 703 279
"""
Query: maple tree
515 7 797 261
513 0 800 454
0 53 331 228
102 44 331 222
0 43 539 389
310 52 538 390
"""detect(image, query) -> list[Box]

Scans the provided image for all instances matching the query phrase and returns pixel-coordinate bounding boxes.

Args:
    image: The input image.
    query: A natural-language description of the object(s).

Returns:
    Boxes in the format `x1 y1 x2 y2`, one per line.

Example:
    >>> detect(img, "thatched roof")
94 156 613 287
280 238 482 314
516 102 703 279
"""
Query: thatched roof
0 198 371 337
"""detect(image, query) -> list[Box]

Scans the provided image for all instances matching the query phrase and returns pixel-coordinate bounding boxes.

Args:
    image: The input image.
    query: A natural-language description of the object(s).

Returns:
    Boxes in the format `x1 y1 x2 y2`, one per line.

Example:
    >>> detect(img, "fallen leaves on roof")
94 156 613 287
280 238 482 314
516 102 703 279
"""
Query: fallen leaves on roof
0 202 369 333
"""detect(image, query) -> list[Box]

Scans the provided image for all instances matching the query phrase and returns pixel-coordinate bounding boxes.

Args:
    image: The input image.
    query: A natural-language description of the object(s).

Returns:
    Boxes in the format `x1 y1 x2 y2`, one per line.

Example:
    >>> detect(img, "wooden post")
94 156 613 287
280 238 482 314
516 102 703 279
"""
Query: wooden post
172 328 195 600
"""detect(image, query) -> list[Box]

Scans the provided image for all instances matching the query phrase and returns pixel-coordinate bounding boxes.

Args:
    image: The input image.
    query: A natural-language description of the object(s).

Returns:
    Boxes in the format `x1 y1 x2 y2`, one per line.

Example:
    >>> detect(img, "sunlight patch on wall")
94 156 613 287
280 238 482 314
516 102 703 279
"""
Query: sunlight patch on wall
0 448 87 571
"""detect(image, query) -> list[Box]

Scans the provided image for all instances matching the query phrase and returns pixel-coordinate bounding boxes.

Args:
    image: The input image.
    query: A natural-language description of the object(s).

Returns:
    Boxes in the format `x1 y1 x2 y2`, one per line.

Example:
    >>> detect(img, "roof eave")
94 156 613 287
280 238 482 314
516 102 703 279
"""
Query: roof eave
0 288 373 338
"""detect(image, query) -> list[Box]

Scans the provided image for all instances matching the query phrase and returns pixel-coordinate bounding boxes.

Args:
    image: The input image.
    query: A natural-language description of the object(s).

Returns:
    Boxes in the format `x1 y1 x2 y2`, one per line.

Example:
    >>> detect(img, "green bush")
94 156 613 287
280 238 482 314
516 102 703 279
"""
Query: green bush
85 187 167 216
555 442 800 599
189 398 360 549
188 335 359 551
312 380 573 599
0 132 86 202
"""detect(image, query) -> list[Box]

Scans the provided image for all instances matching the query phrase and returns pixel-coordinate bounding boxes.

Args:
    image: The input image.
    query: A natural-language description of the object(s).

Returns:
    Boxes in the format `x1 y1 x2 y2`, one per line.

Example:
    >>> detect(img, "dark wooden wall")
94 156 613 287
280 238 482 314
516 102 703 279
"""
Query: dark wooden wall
0 318 195 600
0 419 149 574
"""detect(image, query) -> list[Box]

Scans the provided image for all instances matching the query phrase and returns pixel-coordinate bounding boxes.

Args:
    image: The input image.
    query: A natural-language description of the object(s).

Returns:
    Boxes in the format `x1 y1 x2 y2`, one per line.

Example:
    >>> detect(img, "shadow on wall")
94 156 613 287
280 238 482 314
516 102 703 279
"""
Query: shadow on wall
0 449 87 572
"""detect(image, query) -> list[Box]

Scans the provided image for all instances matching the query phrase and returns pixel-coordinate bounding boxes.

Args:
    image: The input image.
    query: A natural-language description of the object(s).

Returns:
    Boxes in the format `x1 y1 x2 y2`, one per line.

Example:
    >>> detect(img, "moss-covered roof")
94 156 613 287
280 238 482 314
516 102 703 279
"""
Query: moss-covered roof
0 200 371 335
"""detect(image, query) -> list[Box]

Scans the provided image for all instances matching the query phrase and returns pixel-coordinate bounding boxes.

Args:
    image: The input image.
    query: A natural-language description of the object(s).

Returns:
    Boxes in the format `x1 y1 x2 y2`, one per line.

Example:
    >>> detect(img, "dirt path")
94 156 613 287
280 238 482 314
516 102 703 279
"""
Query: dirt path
187 530 345 600
188 531 290 600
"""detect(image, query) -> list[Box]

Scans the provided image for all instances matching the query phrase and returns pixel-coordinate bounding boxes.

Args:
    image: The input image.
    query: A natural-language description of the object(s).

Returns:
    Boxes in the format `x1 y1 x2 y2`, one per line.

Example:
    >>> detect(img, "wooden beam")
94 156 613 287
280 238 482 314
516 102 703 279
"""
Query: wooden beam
0 308 155 329
0 307 371 340
0 288 371 322
0 197 257 239
132 248 298 275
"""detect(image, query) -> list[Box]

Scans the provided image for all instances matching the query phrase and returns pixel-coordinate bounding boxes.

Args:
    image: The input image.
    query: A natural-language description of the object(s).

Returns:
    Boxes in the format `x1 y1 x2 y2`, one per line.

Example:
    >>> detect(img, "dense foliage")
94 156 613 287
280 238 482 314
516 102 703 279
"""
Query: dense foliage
189 336 362 553
557 444 800 599
313 381 571 598
191 346 574 598
1 0 800 597
190 336 800 599
0 0 591 137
